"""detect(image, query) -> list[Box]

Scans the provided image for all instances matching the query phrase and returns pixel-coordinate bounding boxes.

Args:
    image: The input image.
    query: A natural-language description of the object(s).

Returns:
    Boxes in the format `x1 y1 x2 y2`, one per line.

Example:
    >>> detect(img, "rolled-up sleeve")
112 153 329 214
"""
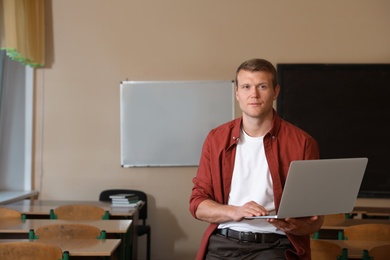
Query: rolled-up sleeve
189 133 214 218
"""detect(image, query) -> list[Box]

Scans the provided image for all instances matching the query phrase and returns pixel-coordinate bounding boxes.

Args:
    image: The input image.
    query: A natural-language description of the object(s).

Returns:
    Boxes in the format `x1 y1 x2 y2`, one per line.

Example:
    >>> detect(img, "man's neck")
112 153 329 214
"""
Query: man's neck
242 113 274 137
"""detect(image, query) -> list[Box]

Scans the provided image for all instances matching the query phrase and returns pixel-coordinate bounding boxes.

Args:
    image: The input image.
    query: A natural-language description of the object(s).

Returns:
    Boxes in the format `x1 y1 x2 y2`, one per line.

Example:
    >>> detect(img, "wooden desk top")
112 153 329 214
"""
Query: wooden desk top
0 191 39 205
3 200 138 217
354 198 390 215
0 239 121 257
321 218 390 230
318 239 390 259
0 219 132 234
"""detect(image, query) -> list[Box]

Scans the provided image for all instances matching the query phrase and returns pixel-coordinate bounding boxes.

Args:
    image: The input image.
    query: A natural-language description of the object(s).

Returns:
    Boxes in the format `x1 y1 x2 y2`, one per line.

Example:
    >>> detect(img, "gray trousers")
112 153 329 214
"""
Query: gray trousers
205 233 294 260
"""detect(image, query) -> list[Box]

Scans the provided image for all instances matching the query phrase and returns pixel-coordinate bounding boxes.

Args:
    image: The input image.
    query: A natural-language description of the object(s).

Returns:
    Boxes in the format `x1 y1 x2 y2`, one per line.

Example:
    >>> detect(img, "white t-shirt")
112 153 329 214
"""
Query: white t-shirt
218 129 284 234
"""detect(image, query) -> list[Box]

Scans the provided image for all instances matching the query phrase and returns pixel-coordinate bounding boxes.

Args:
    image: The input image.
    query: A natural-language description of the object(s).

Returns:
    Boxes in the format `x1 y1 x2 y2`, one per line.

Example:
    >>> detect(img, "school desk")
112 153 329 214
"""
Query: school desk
353 198 390 218
2 199 140 259
321 218 390 230
0 238 121 259
0 219 132 260
316 239 390 259
3 199 139 218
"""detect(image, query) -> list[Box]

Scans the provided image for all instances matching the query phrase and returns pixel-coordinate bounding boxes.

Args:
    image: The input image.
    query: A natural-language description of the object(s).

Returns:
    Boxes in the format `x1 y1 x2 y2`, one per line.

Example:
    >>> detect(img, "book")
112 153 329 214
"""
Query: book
111 199 140 204
111 198 139 202
109 193 138 199
110 200 142 208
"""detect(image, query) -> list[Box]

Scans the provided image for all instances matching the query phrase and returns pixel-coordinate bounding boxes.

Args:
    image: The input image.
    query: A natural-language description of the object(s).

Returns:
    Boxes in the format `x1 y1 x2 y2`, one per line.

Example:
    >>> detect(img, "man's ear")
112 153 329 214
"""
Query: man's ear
273 84 280 100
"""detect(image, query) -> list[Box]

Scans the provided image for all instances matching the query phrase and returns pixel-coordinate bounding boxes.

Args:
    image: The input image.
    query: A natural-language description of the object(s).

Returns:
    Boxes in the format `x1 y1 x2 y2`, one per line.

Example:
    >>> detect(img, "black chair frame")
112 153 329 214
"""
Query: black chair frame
99 189 151 260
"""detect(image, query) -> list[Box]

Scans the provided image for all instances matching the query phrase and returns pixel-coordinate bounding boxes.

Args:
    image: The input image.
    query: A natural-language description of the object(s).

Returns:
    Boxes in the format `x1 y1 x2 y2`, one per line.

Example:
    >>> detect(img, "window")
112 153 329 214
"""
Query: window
0 50 33 191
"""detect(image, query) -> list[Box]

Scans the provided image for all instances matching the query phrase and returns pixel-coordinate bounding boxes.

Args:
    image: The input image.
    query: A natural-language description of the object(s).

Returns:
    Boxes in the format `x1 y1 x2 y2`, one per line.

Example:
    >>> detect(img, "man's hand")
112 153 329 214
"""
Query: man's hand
266 215 324 236
233 201 270 221
196 200 270 223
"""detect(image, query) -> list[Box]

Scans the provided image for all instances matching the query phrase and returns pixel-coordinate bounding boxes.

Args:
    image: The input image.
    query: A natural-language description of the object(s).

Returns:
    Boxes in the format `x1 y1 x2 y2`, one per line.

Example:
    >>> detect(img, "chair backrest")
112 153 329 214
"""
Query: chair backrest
0 241 64 260
0 207 22 219
323 213 349 226
367 244 390 260
343 224 390 241
34 223 102 239
99 189 148 224
310 239 347 260
53 204 108 220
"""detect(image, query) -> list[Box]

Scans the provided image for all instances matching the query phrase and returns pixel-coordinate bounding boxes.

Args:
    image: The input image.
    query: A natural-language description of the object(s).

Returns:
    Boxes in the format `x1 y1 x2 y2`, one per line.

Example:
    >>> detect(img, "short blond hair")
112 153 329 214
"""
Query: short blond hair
235 58 278 89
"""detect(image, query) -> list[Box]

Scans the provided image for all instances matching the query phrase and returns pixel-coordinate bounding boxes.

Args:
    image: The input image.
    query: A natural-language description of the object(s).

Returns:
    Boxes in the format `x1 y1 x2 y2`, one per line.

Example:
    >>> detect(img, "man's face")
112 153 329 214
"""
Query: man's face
235 70 280 120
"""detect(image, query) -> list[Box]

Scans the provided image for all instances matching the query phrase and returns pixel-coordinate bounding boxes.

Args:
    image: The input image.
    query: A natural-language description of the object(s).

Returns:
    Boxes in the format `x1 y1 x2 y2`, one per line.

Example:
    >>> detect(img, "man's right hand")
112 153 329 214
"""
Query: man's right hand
196 200 269 223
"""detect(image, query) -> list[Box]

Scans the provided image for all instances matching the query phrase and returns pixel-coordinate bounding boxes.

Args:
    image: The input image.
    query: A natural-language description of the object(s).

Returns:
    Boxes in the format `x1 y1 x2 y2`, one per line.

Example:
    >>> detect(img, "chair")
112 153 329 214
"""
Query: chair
0 207 24 219
323 213 351 226
51 204 109 220
0 241 67 260
99 189 151 260
363 244 390 260
310 239 348 260
33 223 105 239
341 224 390 241
312 213 350 239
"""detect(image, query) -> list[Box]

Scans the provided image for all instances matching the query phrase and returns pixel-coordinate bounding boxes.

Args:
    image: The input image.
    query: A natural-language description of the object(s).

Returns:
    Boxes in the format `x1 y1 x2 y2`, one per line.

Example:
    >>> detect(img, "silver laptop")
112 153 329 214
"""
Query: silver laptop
245 157 368 219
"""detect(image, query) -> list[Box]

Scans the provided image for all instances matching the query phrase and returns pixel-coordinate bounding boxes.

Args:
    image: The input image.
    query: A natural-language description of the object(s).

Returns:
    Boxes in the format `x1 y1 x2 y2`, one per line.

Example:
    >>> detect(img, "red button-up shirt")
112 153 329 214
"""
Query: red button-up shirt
190 110 320 260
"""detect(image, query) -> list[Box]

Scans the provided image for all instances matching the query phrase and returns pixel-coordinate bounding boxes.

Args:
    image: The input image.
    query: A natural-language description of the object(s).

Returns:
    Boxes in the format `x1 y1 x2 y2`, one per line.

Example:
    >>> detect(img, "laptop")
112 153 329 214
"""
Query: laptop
245 157 368 219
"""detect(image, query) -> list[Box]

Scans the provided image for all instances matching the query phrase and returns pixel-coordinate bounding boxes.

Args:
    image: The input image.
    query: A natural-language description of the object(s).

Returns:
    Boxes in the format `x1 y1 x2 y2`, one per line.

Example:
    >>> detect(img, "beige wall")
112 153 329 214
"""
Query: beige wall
33 1 390 259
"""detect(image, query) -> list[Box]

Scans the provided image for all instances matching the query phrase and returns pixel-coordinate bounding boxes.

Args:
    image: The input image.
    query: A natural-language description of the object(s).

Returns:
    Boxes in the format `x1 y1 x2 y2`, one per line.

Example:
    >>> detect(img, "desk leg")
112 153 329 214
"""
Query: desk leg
121 209 138 260
118 235 126 260
130 210 139 260
110 209 139 260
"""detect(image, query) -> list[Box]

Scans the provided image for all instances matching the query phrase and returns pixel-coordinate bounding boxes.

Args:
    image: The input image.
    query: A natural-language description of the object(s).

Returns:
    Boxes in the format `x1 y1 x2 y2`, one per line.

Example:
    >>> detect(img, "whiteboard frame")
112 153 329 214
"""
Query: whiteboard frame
120 80 235 167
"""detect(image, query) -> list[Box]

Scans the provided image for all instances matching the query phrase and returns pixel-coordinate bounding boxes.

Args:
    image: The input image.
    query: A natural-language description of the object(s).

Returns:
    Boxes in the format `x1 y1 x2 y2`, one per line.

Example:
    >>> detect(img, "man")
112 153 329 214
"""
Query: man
189 58 324 259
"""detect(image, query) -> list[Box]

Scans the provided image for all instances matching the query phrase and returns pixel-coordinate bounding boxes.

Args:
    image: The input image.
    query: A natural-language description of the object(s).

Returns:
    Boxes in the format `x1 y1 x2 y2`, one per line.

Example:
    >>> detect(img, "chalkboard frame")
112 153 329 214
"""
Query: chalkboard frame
277 63 390 198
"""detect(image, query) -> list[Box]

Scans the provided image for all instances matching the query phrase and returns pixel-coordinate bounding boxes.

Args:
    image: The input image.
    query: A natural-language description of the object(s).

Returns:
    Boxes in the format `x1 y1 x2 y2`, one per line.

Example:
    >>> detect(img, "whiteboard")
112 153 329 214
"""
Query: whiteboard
120 80 235 167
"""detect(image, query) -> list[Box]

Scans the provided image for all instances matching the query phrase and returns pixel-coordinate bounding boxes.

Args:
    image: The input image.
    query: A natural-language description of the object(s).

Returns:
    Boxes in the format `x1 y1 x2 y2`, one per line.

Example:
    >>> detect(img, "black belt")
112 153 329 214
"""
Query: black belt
215 228 287 243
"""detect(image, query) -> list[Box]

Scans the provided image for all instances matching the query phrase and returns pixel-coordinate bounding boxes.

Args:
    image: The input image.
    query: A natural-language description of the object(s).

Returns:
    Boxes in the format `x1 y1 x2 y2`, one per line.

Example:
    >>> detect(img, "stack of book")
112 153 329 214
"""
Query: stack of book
109 193 142 207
